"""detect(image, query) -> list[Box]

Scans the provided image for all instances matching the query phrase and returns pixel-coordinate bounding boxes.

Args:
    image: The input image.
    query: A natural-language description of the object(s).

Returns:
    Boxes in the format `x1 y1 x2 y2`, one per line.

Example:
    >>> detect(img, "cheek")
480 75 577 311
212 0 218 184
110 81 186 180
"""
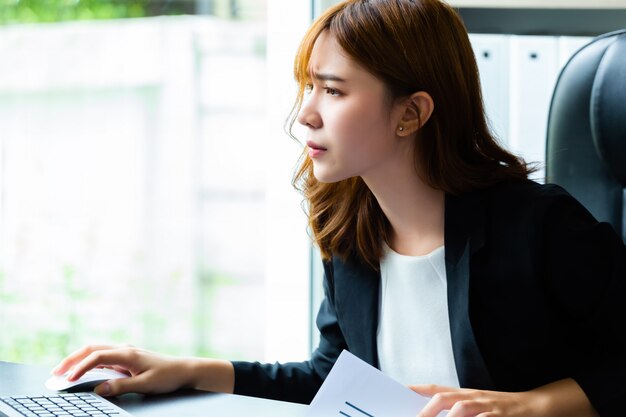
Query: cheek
332 100 391 146
347 109 393 158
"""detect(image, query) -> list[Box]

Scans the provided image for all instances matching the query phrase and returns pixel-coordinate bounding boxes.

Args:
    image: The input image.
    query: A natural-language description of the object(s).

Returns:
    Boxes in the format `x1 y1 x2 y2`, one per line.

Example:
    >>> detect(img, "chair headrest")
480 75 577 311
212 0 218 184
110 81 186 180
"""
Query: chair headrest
589 31 626 184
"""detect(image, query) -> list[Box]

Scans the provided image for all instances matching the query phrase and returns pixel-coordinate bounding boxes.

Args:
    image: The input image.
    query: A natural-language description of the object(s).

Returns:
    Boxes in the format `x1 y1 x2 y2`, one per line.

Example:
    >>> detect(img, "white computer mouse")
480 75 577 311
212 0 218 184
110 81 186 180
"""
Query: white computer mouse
45 367 130 392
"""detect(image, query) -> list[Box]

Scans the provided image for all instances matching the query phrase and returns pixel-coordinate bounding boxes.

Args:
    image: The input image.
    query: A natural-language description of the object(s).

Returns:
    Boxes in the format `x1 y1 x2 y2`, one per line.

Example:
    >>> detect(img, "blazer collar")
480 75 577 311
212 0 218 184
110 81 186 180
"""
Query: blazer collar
444 191 486 267
333 191 495 389
333 256 381 368
444 191 495 389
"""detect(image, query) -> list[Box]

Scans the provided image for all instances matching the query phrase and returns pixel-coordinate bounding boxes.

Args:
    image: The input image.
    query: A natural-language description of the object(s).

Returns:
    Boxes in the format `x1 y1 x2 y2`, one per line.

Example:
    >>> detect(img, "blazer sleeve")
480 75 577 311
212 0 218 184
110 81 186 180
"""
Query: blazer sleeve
540 185 626 417
231 259 347 404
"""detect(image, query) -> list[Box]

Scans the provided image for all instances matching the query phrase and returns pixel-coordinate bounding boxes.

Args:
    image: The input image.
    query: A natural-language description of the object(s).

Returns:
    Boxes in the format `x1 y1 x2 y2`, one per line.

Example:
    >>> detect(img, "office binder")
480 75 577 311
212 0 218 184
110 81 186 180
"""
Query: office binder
558 36 593 69
509 35 560 183
469 34 510 146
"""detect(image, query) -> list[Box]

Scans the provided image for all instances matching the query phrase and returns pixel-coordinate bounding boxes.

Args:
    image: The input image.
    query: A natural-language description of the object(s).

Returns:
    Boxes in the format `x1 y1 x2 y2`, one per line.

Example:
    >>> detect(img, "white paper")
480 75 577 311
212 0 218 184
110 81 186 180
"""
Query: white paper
306 350 446 417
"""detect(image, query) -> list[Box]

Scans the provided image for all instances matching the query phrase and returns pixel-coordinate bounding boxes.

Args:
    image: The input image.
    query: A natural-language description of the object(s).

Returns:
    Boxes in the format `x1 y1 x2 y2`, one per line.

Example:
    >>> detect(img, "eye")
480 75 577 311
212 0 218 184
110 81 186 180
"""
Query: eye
304 83 313 94
324 87 341 97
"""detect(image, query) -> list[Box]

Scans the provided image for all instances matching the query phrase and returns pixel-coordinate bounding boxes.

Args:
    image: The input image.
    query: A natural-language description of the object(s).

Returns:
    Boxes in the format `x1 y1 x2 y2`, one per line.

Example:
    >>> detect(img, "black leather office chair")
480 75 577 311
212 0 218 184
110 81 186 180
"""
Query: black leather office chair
546 29 626 242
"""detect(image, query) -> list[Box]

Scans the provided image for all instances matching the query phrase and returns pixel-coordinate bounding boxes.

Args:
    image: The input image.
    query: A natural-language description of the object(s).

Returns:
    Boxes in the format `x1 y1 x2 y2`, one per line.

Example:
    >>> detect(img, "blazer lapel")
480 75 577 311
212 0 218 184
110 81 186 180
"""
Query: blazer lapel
331 192 495 387
333 256 380 368
445 192 495 390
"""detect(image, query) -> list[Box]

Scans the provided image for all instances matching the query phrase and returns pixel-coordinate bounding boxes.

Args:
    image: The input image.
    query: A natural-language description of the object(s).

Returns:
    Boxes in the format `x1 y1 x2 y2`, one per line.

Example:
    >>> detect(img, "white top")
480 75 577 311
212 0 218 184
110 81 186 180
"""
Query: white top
376 245 460 387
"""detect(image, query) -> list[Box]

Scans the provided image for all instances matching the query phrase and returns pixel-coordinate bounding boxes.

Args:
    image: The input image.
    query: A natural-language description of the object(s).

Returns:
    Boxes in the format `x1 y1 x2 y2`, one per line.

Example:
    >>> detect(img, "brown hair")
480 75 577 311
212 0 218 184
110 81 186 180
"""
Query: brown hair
290 0 533 268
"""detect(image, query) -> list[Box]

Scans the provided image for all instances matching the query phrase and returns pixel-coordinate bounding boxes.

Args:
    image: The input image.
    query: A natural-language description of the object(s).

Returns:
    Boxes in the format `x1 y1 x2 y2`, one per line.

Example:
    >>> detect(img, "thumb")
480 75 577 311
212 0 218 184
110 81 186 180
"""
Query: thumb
95 375 144 396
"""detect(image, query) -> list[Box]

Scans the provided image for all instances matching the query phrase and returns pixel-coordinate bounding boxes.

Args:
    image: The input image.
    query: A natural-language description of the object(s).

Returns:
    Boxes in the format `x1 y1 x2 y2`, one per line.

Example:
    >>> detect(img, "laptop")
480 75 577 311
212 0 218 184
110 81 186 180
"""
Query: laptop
0 392 133 417
0 366 134 417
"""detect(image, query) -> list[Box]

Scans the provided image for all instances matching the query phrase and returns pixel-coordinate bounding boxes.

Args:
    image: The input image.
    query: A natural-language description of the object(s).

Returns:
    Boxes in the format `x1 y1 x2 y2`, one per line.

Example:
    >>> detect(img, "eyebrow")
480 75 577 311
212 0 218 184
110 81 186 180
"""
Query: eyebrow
310 72 347 82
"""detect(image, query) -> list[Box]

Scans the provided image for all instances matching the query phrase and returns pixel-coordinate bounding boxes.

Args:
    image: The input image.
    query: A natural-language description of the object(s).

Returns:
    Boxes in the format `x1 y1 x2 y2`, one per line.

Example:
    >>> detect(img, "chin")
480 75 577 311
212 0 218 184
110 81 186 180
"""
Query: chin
312 167 348 184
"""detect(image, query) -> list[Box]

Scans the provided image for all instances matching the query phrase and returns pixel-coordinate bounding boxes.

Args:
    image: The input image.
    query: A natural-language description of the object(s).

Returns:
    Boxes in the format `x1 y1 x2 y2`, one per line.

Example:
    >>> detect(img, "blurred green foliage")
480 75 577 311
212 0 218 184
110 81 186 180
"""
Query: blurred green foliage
0 0 194 25
0 263 91 365
0 263 242 365
0 0 265 25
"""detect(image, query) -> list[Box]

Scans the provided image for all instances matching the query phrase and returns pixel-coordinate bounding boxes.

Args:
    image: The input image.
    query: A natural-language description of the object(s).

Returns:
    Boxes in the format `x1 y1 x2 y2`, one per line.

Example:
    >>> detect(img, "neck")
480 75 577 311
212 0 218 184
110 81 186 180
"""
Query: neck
362 164 445 257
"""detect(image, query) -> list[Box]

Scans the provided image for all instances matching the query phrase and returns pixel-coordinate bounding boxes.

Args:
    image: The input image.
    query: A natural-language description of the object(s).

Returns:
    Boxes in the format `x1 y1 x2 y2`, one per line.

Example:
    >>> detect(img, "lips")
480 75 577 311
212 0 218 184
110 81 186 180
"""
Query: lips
306 140 327 159
306 140 328 151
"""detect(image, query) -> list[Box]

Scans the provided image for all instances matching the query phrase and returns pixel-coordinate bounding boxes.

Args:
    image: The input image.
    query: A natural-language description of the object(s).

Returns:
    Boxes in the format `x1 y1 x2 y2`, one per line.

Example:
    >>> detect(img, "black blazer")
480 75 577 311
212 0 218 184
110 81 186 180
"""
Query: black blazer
233 180 626 417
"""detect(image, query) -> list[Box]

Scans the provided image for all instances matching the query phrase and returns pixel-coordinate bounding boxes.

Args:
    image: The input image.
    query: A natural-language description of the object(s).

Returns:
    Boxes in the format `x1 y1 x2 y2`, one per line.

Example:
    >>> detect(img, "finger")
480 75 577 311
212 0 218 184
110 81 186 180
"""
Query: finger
411 384 461 397
67 349 137 382
52 345 116 376
111 365 132 375
446 400 490 417
418 392 473 417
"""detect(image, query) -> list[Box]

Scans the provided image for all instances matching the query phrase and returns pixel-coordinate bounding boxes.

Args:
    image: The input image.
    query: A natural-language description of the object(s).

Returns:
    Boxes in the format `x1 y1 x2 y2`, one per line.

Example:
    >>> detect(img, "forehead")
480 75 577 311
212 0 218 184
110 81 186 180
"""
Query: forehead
308 31 361 79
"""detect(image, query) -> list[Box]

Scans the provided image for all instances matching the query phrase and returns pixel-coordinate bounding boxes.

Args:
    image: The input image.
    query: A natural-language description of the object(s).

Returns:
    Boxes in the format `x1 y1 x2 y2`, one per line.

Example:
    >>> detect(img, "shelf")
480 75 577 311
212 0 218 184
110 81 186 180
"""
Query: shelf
315 0 626 36
449 0 626 9
457 8 626 36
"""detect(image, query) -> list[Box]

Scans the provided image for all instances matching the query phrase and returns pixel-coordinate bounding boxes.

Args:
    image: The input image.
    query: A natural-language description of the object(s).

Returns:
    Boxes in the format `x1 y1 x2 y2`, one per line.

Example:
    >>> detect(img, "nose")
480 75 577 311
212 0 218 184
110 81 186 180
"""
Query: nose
297 93 322 129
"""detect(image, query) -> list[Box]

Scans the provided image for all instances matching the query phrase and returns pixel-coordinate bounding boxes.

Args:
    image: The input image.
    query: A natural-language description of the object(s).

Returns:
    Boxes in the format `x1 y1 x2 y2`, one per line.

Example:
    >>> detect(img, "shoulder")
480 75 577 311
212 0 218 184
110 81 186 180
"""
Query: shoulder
480 179 575 206
477 180 596 224
483 180 624 280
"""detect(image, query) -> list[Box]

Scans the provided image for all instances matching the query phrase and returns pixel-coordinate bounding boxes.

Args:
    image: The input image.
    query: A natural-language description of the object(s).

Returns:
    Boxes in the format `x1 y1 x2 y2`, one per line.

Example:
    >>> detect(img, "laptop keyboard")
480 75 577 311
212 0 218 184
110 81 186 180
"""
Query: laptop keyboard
0 393 124 416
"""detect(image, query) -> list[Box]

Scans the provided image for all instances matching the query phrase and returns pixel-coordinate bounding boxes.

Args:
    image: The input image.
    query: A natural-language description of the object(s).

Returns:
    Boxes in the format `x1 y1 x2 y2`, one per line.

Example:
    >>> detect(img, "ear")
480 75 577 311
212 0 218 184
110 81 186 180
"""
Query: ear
395 91 434 137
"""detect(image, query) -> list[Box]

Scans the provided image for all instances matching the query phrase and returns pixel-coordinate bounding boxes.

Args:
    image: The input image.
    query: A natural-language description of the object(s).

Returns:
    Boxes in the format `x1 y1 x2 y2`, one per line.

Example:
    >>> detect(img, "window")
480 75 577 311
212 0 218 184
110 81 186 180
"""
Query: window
0 0 312 366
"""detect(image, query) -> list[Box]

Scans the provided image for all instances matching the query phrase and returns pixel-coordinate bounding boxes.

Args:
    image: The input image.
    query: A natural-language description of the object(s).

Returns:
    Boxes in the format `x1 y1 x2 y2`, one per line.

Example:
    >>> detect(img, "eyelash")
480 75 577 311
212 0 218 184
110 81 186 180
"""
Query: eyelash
304 83 342 97
324 87 341 96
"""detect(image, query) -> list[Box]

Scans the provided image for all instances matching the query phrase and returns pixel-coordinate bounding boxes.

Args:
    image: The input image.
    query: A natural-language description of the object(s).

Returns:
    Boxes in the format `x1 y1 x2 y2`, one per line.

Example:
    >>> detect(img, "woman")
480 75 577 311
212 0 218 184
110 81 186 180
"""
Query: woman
52 1 626 416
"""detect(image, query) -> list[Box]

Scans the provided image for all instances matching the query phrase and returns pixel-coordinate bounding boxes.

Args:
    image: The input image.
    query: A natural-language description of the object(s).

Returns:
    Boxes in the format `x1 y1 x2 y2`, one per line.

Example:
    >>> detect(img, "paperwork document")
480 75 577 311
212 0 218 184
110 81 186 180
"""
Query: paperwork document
306 350 446 417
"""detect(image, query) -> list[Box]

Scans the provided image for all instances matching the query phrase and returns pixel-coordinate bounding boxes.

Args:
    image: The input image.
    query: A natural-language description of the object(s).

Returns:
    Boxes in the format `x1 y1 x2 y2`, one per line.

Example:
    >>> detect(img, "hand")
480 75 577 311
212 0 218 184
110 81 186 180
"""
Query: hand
51 344 201 396
410 384 537 417
410 379 598 417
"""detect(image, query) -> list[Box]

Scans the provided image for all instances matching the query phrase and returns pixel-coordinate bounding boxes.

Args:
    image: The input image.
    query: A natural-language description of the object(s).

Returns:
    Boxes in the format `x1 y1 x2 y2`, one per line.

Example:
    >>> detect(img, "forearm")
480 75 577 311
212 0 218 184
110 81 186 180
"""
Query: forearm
531 378 598 417
185 357 235 394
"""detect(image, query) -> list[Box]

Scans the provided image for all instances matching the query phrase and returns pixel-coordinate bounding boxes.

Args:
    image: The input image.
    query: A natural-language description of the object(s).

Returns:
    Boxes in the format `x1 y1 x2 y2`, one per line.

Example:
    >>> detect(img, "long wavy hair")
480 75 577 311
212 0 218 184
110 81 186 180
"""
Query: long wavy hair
290 0 533 268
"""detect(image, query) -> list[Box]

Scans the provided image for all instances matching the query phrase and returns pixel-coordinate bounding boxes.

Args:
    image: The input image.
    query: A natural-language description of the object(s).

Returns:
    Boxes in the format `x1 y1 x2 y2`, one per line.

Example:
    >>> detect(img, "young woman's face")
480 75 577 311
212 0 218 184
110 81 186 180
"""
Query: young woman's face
297 31 408 184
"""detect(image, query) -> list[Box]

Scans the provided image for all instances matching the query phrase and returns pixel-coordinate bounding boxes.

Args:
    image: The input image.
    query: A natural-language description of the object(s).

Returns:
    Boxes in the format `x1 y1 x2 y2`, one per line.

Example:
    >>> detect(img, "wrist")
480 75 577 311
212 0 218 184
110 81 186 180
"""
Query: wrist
185 357 235 394
525 379 599 417
523 387 552 416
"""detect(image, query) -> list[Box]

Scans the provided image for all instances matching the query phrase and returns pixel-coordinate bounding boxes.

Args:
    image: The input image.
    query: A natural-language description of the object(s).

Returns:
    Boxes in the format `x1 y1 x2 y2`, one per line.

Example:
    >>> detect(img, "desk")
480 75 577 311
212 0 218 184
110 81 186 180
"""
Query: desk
0 361 307 417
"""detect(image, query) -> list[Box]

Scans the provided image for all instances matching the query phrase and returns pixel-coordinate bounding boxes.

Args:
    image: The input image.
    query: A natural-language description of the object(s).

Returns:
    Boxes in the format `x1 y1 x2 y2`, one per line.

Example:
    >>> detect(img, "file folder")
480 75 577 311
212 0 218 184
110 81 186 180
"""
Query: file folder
509 35 560 183
469 34 510 147
558 36 593 69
